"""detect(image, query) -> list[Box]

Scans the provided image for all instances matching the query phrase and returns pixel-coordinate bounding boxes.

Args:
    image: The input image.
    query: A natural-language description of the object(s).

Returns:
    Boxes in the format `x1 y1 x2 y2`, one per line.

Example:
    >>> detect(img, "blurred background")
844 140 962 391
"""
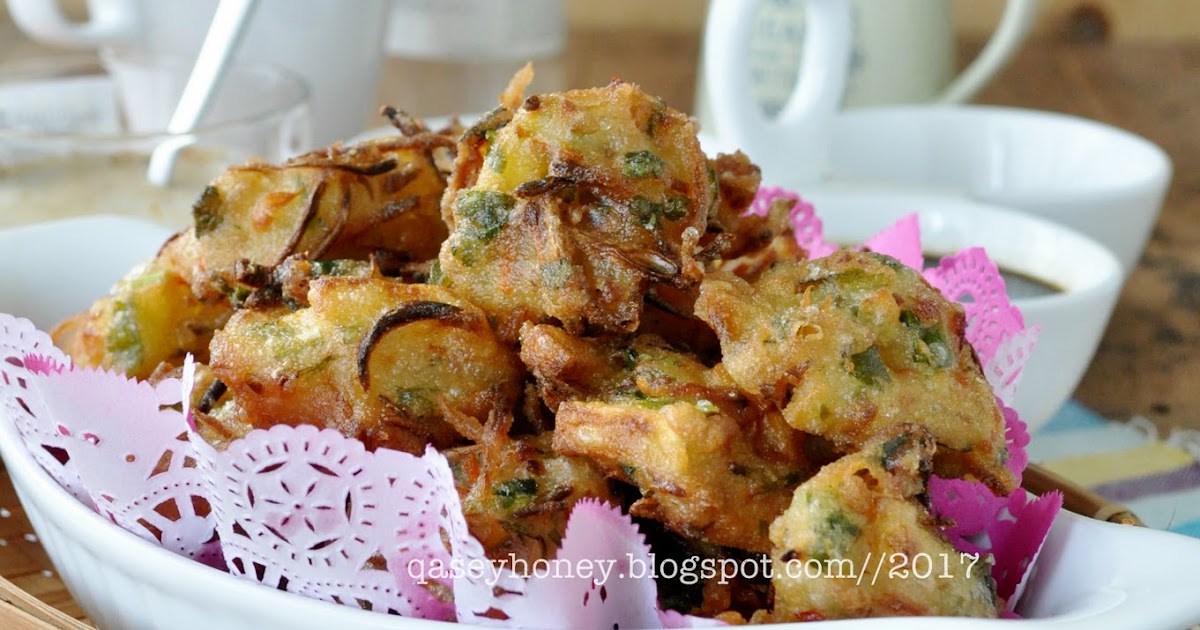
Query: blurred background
5 0 1199 114
0 0 1196 431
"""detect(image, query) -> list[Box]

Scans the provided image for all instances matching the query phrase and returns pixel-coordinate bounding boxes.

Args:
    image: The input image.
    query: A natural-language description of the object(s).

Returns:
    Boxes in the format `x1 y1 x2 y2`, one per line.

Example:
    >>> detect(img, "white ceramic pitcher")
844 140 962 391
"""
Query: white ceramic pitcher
704 0 854 187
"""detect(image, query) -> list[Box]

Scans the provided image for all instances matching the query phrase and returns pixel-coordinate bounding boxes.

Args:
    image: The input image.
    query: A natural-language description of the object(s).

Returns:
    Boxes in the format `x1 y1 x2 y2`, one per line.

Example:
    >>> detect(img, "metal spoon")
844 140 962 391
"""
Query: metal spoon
145 0 259 187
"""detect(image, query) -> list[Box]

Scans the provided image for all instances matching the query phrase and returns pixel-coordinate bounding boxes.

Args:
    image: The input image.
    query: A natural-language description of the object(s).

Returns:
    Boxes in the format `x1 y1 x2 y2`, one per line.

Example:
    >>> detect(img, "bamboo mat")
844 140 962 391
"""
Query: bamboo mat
0 470 91 629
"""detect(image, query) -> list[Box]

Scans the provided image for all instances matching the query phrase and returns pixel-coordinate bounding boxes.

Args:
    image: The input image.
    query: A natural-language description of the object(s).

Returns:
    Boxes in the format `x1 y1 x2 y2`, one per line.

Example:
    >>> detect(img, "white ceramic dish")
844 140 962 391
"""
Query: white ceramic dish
0 216 172 329
3 216 1195 630
825 105 1171 274
805 187 1123 431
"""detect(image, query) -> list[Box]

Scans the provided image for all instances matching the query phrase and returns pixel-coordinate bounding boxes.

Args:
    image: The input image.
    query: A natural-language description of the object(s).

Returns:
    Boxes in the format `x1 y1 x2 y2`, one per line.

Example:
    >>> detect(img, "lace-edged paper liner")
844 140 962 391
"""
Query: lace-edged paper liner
0 187 1060 626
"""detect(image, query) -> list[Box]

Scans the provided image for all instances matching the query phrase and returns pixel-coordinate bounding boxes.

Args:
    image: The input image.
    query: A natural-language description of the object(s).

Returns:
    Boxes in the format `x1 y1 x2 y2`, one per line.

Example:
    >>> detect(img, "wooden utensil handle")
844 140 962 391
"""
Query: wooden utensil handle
1023 463 1145 526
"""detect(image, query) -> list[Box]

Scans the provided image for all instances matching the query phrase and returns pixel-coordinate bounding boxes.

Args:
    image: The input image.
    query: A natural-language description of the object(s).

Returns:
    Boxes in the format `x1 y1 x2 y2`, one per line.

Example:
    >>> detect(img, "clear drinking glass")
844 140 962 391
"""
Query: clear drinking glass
0 52 311 231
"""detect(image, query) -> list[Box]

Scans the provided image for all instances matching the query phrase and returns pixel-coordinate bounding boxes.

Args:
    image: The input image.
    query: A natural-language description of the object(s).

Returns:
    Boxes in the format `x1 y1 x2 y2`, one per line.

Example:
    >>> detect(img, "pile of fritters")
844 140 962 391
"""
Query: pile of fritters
53 74 1012 622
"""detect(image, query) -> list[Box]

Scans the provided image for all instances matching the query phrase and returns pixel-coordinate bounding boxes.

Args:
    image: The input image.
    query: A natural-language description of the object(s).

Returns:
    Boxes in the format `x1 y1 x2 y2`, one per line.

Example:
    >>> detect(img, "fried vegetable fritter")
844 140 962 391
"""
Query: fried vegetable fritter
205 276 523 453
222 254 375 311
445 433 616 563
51 235 230 379
711 187 806 284
554 400 808 553
700 151 786 263
694 251 1014 494
517 324 633 412
436 81 712 341
54 125 457 377
189 131 454 301
769 425 999 621
639 152 799 356
523 325 812 552
706 153 761 238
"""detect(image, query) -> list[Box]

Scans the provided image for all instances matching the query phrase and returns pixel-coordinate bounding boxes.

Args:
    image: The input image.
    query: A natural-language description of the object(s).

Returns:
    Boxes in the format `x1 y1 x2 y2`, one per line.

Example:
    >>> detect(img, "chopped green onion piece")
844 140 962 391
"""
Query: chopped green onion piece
851 346 891 386
623 150 664 178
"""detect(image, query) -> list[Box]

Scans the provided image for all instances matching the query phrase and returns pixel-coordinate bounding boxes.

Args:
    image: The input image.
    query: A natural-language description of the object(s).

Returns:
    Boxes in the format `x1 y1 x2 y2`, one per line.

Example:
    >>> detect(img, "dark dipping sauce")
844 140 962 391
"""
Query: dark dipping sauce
921 255 1064 299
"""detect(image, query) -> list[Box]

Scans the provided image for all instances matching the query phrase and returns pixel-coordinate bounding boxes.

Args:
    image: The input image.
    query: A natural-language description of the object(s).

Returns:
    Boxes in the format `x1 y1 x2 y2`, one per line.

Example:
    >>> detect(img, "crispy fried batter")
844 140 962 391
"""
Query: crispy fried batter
639 153 799 355
554 400 808 553
701 152 784 262
189 132 454 300
517 324 633 412
445 432 616 563
207 276 523 453
707 154 761 233
51 236 230 379
499 62 535 110
694 252 1014 494
224 255 374 311
709 181 804 282
769 425 1000 620
54 128 457 377
436 81 712 341
523 325 812 552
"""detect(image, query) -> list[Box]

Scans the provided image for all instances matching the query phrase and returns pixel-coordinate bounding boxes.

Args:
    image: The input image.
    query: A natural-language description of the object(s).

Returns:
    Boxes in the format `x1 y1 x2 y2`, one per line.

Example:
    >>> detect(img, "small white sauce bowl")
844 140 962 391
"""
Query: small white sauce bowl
827 105 1171 275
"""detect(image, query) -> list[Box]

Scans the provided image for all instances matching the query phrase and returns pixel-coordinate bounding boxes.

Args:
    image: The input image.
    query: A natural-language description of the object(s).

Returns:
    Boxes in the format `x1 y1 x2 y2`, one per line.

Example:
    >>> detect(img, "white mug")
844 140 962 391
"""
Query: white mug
700 0 1038 185
6 0 389 146
847 0 1038 106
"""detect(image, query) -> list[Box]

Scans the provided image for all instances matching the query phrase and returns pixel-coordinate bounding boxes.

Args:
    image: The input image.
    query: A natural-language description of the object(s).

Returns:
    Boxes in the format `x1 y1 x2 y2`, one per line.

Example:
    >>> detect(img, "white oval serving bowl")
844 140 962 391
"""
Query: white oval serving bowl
807 187 1123 431
826 105 1172 275
1 216 1195 630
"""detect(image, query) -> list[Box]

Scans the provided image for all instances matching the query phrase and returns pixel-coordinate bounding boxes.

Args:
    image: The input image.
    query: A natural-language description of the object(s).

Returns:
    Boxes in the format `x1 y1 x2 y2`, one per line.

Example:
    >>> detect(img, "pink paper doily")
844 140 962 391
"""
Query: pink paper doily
0 186 1056 624
0 318 85 505
25 355 222 567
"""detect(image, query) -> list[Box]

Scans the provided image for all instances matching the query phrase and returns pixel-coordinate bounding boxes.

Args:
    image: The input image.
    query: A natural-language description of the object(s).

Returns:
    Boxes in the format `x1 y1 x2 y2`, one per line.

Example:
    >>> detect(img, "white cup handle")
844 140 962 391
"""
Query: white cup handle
704 0 852 186
5 0 137 47
938 0 1039 103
